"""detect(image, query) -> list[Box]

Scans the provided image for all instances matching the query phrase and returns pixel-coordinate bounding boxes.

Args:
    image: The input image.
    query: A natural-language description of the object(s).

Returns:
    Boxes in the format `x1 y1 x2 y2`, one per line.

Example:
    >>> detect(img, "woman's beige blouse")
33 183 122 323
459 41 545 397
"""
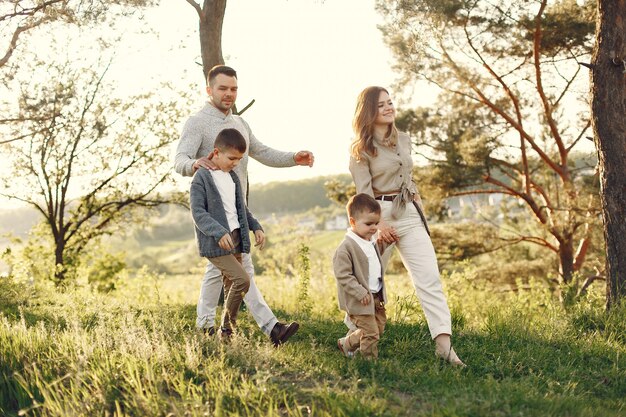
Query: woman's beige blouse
349 132 417 218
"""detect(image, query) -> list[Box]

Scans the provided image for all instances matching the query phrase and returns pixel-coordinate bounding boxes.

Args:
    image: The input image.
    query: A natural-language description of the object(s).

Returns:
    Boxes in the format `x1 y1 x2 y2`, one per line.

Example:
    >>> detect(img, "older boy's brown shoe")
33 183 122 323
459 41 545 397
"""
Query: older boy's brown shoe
219 327 233 343
270 321 299 346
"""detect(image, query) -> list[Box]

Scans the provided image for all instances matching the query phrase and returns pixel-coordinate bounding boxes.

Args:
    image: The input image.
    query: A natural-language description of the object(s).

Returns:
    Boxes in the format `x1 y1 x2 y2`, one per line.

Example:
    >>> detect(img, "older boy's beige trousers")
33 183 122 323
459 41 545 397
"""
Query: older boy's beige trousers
209 231 250 331
346 293 386 359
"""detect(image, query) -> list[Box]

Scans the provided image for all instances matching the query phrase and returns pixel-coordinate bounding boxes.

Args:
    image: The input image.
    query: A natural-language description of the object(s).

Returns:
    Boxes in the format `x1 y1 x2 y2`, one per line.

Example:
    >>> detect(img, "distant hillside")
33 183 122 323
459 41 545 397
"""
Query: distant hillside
0 207 39 242
247 174 351 215
0 174 353 243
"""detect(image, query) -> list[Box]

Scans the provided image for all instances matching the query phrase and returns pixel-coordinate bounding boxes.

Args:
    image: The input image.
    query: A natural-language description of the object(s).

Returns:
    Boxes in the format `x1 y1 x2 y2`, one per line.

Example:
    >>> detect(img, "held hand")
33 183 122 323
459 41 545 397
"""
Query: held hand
294 151 314 167
218 233 235 251
360 293 371 306
377 219 399 244
254 230 266 250
193 151 218 172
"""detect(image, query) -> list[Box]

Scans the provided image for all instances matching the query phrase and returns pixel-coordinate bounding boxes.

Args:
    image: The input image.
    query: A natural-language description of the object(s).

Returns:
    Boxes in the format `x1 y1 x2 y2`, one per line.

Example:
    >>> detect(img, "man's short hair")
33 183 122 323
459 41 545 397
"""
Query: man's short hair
215 128 247 153
346 193 381 218
207 65 237 86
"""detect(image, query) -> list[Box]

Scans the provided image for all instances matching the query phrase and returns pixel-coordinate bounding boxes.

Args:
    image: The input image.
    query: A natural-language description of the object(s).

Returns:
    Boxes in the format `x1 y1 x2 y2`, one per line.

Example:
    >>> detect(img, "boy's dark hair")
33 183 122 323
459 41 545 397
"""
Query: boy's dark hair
215 128 247 153
207 65 237 86
346 193 381 218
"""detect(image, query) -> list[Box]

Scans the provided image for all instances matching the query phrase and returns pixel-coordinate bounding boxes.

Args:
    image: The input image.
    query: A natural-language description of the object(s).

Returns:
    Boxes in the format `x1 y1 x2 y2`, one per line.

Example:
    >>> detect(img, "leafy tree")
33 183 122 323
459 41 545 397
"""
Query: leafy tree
0 0 157 150
324 177 355 209
0 0 154 70
377 0 602 287
0 51 189 284
86 252 126 293
589 0 626 308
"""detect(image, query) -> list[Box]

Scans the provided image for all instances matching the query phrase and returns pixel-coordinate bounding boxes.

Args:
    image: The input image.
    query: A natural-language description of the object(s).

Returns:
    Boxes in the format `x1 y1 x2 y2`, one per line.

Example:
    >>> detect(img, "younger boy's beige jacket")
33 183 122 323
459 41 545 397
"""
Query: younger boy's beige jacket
333 237 387 316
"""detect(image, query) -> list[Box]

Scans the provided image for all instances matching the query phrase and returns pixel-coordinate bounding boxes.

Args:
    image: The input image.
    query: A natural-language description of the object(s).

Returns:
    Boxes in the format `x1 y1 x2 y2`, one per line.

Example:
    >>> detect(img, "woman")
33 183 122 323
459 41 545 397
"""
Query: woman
348 86 464 366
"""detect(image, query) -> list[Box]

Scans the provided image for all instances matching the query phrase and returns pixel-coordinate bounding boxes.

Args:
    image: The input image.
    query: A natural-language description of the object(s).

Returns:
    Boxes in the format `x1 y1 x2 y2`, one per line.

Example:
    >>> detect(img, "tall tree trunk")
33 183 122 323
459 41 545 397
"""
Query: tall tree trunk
199 0 227 81
558 239 575 284
54 238 66 283
590 0 626 309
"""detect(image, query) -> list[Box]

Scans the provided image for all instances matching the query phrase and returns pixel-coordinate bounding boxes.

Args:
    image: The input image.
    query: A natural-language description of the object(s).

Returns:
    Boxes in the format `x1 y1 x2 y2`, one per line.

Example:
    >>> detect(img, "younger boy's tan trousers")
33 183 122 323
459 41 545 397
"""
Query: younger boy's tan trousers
346 292 386 359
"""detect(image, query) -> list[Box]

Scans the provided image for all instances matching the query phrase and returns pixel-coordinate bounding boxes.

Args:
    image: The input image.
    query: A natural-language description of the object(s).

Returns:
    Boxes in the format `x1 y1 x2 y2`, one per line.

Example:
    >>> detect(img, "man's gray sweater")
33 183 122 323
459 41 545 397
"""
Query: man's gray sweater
174 103 296 198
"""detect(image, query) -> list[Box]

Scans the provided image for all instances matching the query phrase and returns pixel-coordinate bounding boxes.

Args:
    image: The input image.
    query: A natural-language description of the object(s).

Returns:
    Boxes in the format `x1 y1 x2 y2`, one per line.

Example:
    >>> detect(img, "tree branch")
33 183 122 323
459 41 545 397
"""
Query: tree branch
577 275 605 297
183 0 203 17
532 0 568 171
567 119 591 153
440 46 564 176
0 0 64 22
463 13 534 196
501 235 559 253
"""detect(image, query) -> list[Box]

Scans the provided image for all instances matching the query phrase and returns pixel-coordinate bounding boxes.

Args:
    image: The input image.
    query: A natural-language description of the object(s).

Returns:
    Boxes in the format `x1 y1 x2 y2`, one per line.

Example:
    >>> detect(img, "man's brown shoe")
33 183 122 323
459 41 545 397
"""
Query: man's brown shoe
270 321 299 346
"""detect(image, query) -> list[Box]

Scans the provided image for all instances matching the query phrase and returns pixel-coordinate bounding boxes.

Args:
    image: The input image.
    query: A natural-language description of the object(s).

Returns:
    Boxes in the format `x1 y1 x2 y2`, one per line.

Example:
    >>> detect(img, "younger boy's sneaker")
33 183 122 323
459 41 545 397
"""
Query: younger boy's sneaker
337 337 354 358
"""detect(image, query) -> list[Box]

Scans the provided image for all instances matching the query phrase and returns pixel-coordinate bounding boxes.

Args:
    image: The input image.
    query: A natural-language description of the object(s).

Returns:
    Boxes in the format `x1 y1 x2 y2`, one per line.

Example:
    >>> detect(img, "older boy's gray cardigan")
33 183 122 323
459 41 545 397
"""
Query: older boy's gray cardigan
190 168 262 258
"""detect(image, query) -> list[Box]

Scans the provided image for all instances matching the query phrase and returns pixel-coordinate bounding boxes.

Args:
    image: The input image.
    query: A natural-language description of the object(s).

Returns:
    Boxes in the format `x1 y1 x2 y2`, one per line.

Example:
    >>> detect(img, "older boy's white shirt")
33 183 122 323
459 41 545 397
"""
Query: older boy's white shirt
210 170 240 232
346 229 382 293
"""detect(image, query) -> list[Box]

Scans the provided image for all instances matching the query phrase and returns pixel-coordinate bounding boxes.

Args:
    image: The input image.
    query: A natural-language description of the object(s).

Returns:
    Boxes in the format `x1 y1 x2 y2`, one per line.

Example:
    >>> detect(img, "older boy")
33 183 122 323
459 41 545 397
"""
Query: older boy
190 128 265 339
333 193 387 359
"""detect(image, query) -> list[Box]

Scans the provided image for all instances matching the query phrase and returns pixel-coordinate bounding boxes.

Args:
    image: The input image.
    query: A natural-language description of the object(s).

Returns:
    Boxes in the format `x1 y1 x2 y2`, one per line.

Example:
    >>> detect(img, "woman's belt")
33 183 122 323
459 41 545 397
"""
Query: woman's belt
374 195 398 202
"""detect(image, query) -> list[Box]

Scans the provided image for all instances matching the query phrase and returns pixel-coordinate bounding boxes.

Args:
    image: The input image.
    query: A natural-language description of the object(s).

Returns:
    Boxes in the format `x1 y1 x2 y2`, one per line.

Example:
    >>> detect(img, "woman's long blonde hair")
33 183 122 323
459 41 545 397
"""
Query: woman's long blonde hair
350 86 398 161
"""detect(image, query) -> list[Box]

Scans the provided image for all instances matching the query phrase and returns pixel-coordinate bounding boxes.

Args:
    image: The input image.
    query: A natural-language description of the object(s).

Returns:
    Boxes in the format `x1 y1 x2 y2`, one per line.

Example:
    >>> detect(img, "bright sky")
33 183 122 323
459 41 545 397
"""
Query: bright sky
114 0 436 186
0 0 437 210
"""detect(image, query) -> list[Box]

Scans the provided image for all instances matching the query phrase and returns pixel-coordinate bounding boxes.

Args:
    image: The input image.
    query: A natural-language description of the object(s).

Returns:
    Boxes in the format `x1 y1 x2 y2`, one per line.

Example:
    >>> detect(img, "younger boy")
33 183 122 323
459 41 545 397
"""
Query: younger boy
333 193 387 359
190 128 265 340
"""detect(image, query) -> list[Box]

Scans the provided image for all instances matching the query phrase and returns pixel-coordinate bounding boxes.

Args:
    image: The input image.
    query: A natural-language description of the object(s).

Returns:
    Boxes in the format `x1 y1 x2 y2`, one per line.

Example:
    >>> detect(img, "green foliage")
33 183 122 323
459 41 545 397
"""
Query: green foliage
397 100 494 189
1 38 191 284
296 243 313 317
430 222 500 263
376 0 601 286
86 252 126 293
2 223 56 283
0 0 157 71
253 221 307 278
0 276 31 319
519 0 596 55
323 177 355 207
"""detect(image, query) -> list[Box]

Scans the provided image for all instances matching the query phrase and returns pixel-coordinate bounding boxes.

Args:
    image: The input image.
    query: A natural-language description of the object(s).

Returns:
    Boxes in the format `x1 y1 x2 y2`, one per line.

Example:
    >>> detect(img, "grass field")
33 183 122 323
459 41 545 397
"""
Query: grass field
2 257 625 417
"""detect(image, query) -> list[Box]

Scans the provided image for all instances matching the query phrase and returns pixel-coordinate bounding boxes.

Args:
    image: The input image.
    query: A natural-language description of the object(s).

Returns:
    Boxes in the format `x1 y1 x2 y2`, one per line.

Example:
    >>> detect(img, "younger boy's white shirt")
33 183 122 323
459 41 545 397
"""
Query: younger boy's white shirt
345 229 382 293
210 170 240 232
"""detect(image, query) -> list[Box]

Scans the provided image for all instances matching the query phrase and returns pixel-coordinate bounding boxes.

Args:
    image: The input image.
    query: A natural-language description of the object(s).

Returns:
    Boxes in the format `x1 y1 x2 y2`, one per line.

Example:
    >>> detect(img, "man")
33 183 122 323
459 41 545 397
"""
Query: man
174 65 314 346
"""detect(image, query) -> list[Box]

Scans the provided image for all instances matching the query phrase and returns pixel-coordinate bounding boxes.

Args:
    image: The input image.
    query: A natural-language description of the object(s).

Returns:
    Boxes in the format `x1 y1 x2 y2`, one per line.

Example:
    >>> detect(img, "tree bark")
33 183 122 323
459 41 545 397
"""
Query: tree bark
558 240 575 284
54 236 66 283
590 0 626 308
199 0 227 82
